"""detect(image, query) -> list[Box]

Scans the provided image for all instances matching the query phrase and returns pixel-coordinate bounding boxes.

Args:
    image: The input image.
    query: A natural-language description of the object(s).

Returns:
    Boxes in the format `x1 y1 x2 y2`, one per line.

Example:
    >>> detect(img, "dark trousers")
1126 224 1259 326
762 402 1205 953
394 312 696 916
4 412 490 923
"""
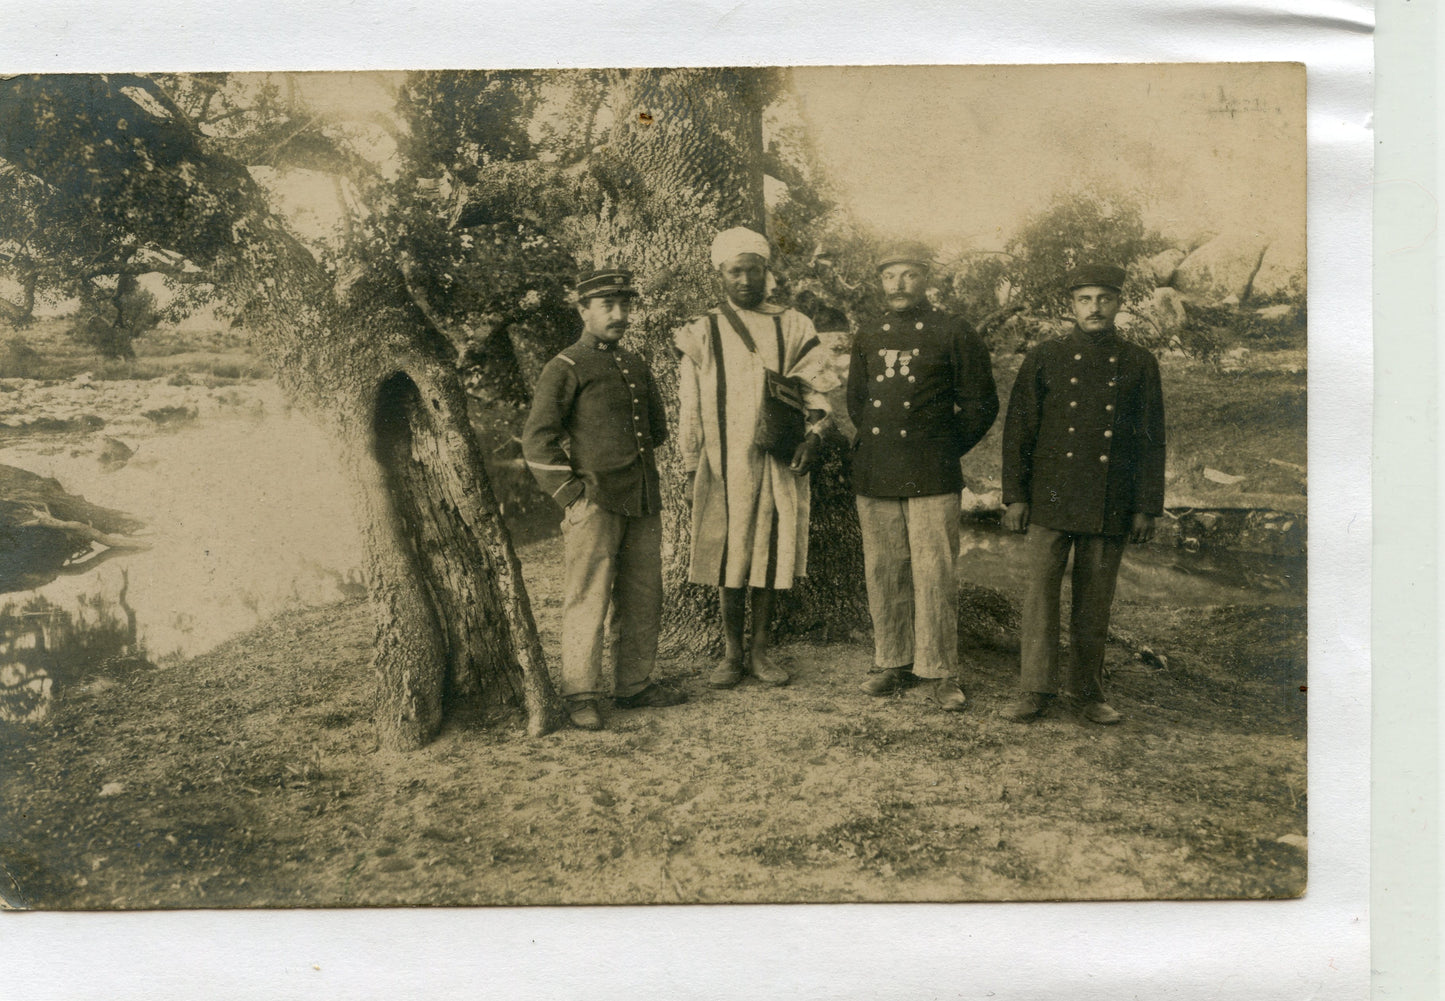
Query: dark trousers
1019 526 1127 701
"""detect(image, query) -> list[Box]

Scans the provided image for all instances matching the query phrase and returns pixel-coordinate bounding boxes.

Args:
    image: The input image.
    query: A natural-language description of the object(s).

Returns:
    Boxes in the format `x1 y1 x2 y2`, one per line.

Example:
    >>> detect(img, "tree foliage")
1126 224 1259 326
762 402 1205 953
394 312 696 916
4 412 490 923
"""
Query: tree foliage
1000 185 1169 315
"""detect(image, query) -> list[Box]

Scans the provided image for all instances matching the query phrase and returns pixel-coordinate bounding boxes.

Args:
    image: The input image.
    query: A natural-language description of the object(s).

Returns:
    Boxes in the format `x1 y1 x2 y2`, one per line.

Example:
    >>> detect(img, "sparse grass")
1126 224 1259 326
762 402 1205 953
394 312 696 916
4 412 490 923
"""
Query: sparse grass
0 532 1307 908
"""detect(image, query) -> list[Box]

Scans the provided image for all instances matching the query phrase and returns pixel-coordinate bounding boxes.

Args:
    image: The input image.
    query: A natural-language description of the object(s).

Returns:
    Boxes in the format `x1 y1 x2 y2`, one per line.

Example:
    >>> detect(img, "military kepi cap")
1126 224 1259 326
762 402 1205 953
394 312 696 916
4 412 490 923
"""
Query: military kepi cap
575 268 640 301
1064 264 1127 293
876 240 935 271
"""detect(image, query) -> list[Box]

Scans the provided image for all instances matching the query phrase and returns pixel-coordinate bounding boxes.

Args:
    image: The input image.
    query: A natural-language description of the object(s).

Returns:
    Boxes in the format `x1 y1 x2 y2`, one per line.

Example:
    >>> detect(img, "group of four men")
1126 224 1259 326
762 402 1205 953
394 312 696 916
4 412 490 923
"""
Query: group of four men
522 226 1166 732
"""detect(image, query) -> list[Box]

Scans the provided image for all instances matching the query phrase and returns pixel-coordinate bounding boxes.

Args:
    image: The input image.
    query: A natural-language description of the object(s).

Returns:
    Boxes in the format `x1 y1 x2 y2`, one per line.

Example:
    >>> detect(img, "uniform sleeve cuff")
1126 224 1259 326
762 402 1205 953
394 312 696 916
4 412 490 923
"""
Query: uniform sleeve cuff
553 478 585 509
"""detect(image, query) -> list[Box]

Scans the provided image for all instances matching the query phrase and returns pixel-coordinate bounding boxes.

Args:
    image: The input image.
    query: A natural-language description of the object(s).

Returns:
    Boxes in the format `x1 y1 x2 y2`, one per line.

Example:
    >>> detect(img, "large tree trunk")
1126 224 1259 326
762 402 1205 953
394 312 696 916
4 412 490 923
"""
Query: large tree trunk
582 67 868 658
0 75 567 748
217 254 568 749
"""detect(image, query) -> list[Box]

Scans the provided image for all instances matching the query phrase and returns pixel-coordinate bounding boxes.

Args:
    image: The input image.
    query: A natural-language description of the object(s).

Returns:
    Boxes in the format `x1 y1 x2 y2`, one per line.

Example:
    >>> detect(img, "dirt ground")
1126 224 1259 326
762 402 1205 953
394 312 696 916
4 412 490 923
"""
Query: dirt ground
0 526 1306 909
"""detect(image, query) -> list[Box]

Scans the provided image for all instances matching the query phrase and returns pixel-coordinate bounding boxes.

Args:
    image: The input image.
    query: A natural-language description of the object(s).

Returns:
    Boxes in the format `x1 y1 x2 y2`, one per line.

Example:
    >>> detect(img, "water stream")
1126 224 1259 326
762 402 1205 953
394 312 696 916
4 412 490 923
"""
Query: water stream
0 380 363 721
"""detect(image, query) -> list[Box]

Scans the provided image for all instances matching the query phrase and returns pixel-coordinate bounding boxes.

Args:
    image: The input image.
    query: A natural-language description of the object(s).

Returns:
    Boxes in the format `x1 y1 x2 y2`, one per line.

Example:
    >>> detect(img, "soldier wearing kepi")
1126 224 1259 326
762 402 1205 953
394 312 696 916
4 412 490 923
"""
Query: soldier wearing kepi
522 268 686 731
848 241 999 712
1000 264 1166 725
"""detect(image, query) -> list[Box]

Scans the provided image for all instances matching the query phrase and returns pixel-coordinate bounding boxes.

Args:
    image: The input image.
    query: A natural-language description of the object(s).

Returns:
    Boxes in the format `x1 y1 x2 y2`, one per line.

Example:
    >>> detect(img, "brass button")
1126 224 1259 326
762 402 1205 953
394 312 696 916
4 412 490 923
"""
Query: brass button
1104 430 1113 438
1069 401 1077 408
1074 353 1082 361
873 399 882 408
876 375 884 383
900 429 907 437
915 322 924 330
1109 356 1117 363
1099 455 1108 462
1070 377 1079 384
871 427 880 435
1105 404 1114 412
882 323 891 331
902 401 911 409
1068 427 1075 433
1065 451 1073 458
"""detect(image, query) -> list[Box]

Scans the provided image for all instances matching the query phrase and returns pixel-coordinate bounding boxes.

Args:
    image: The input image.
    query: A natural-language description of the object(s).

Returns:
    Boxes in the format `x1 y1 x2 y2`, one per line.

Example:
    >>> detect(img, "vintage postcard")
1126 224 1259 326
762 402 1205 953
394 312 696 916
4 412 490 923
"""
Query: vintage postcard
0 63 1307 912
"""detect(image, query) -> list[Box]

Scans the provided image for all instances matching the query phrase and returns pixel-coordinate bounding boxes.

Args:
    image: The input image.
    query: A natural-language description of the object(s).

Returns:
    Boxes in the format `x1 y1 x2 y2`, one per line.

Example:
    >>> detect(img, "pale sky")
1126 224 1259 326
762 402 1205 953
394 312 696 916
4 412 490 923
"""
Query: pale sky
791 63 1306 254
14 64 1302 315
256 66 1306 260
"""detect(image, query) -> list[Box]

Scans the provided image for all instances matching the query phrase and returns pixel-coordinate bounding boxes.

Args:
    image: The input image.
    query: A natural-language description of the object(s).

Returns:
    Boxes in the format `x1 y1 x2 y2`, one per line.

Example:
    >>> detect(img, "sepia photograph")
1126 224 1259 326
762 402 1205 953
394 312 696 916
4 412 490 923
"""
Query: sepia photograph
0 63 1308 909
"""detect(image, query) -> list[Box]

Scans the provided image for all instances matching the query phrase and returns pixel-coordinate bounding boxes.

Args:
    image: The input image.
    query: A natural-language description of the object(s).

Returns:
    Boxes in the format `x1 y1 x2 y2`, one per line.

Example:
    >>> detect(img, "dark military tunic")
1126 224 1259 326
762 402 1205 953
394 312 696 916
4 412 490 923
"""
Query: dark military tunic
847 305 999 497
1002 326 1166 536
522 335 667 517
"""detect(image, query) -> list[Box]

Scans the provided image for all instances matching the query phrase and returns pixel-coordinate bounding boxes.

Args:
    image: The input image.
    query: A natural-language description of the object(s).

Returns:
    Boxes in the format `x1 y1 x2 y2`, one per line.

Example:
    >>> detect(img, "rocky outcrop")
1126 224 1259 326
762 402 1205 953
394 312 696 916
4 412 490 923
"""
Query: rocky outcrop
1148 287 1189 331
1249 233 1306 300
1144 247 1186 286
1172 230 1272 305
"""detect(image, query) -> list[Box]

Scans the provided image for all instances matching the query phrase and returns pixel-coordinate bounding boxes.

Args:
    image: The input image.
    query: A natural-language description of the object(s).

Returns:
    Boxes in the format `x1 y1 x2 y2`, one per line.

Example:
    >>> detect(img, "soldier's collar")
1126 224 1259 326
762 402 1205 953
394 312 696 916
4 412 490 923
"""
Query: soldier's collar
580 333 619 351
1071 323 1120 345
888 302 933 318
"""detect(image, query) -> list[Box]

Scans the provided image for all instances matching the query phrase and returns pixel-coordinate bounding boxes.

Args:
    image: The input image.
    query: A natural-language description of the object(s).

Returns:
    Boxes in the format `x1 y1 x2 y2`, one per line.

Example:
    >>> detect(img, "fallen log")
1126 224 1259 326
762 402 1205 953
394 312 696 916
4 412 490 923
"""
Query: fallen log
0 465 148 592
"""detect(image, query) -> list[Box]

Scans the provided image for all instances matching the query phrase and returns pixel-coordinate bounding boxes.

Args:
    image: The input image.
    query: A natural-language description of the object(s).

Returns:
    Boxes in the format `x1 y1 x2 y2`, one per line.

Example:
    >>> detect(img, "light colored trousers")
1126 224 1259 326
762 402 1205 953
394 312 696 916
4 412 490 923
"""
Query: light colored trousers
855 493 960 680
1019 526 1127 700
559 498 662 700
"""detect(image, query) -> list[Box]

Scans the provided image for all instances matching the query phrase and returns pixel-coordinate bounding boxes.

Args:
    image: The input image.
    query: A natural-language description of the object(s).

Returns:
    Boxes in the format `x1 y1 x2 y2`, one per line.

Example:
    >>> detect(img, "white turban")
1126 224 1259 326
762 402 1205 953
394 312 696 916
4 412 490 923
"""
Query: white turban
710 226 771 268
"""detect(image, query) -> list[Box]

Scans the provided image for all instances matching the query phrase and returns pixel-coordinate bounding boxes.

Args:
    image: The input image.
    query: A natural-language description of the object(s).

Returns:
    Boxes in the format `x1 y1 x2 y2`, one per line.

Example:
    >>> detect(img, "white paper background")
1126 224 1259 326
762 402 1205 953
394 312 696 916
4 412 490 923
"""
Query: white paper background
1 2 1377 998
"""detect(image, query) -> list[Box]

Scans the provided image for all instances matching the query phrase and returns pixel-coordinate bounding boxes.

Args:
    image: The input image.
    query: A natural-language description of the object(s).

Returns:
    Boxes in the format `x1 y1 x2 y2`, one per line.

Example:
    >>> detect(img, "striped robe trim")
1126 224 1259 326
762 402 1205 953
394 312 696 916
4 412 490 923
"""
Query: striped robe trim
709 313 730 586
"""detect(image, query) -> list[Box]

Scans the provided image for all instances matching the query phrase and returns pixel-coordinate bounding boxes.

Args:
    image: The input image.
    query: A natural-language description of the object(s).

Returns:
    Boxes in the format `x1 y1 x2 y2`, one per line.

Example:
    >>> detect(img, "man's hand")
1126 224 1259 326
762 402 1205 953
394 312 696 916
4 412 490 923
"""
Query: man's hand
1129 513 1156 544
1002 502 1030 534
683 470 696 508
789 434 821 475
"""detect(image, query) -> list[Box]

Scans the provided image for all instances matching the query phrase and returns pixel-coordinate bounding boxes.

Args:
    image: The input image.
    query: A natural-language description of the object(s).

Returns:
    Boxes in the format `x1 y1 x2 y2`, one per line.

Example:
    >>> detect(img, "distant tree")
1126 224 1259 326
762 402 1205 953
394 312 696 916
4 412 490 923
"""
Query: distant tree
1003 186 1169 315
69 272 161 359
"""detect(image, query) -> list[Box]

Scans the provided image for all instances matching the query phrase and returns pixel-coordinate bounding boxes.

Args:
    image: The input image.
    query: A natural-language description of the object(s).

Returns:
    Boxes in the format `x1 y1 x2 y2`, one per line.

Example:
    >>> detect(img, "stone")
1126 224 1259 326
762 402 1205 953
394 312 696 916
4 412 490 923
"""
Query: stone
1173 230 1272 305
98 437 134 470
1203 467 1246 485
1144 247 1186 285
1250 233 1306 300
1149 287 1189 331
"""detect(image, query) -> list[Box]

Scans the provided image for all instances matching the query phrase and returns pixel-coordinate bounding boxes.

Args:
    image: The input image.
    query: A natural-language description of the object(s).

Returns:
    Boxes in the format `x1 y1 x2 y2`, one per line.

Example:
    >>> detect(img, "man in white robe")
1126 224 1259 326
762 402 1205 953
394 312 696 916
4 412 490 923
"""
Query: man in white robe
674 227 834 689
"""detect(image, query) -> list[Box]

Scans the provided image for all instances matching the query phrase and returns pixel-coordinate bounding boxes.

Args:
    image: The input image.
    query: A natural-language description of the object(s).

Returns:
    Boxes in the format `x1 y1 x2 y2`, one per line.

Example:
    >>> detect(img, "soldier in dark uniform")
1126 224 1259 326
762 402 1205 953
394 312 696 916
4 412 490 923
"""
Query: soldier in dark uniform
522 268 687 731
848 241 999 711
1000 264 1166 724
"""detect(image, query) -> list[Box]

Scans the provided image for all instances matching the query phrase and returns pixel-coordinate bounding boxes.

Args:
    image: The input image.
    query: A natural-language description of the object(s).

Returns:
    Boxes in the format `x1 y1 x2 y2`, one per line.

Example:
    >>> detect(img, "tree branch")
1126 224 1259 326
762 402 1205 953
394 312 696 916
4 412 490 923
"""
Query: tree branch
81 260 211 283
17 504 152 551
